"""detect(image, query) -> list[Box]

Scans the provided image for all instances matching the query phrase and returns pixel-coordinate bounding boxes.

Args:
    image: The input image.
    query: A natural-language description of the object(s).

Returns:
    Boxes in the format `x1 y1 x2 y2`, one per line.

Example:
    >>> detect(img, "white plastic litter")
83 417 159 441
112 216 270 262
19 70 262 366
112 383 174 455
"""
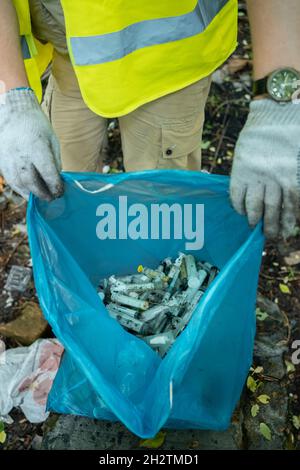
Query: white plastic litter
0 339 63 423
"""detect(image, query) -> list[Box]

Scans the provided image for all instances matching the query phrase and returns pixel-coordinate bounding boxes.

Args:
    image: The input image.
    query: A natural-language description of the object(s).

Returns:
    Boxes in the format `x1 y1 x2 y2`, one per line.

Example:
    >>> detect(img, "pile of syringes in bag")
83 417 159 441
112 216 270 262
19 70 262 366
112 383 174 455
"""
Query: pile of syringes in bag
98 253 219 357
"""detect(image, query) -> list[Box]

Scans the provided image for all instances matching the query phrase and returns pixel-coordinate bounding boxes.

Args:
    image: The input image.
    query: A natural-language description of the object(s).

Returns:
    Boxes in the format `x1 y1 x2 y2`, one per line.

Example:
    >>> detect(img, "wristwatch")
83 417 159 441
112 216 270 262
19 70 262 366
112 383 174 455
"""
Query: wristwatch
253 67 300 102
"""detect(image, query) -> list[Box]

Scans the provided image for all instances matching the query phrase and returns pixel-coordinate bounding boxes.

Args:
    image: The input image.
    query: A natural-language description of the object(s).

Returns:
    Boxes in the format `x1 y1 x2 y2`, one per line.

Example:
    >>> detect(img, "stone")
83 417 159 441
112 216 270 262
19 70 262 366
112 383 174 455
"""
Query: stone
243 381 288 450
256 294 287 333
42 412 243 451
255 294 288 379
242 295 290 449
0 301 48 345
42 416 140 450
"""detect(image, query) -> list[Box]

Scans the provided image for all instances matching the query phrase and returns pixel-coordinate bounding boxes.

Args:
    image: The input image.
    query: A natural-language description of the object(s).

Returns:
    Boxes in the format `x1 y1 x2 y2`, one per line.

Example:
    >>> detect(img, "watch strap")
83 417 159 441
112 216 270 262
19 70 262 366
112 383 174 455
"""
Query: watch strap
253 77 268 97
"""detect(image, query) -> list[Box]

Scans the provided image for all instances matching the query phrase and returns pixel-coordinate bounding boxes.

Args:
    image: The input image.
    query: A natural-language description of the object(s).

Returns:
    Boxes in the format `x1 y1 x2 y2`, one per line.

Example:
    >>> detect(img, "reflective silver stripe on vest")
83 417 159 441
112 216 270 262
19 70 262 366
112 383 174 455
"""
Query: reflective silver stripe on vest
21 36 31 59
70 0 229 66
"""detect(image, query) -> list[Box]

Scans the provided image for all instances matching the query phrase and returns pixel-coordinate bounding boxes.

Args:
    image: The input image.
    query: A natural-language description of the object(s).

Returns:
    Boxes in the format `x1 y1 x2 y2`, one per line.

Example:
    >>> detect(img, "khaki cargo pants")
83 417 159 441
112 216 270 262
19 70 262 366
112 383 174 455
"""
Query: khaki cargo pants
43 51 211 173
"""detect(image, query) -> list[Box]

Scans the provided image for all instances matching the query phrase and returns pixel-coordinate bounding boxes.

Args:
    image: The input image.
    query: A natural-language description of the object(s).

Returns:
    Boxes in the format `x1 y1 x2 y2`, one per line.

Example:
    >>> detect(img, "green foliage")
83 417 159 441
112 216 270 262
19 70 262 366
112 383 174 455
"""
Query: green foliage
251 404 260 417
292 415 300 430
139 431 166 449
279 283 291 295
247 376 258 393
0 422 6 444
257 394 270 404
255 308 269 321
259 422 272 441
285 360 296 374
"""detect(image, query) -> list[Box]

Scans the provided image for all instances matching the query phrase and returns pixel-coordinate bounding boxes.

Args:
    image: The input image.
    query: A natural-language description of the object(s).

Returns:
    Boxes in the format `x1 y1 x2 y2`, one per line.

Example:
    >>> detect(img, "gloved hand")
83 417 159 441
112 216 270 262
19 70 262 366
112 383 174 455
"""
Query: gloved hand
0 88 63 201
230 99 300 238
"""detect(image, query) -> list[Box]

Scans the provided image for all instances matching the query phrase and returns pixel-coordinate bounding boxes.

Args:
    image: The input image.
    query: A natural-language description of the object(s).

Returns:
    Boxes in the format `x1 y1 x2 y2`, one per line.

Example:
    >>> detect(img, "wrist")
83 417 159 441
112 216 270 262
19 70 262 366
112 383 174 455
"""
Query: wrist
0 77 30 95
253 94 268 101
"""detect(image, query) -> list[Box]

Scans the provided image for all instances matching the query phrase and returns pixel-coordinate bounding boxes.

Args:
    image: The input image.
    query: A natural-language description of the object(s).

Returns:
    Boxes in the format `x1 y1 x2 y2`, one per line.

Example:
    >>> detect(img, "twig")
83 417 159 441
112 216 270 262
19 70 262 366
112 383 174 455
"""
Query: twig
277 308 292 346
5 199 26 216
209 103 230 172
260 272 300 282
257 373 281 383
210 98 247 118
0 210 4 235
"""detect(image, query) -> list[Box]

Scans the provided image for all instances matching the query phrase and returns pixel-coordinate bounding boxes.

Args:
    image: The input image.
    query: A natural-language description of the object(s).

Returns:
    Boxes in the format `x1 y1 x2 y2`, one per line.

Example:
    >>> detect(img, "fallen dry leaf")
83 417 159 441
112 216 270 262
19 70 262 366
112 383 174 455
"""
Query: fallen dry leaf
227 56 250 75
0 175 5 194
284 250 300 266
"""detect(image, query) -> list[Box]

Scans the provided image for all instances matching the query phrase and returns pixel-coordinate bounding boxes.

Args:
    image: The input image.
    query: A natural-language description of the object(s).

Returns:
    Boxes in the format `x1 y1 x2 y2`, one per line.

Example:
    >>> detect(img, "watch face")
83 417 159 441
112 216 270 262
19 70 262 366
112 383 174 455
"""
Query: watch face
267 68 300 102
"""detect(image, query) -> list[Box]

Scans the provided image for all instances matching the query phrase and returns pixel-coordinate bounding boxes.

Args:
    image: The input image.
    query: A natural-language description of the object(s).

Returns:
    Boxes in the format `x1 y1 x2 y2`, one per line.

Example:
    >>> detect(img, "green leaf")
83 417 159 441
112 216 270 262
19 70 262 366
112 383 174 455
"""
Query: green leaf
259 423 272 441
256 308 269 321
247 376 258 393
292 415 300 430
201 140 211 150
257 394 270 404
285 360 296 374
0 431 6 444
257 381 263 391
284 432 296 450
251 404 260 417
279 283 291 295
139 431 166 449
0 422 4 433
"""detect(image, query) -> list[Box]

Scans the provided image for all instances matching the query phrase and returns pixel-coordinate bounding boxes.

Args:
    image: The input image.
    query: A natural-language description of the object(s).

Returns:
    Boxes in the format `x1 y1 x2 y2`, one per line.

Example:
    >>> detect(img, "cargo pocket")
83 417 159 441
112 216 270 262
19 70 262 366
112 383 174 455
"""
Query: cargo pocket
158 113 204 170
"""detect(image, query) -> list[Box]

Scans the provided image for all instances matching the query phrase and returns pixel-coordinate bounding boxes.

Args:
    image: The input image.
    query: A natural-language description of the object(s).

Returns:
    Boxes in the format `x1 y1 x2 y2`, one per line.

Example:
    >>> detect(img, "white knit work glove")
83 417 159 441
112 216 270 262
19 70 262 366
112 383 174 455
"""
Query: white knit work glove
230 99 300 238
0 88 63 201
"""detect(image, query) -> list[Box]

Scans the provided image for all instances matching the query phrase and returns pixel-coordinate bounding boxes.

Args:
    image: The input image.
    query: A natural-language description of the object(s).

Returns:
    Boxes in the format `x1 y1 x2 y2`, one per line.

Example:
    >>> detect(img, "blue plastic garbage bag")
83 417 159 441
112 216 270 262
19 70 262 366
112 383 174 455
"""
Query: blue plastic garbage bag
27 170 264 438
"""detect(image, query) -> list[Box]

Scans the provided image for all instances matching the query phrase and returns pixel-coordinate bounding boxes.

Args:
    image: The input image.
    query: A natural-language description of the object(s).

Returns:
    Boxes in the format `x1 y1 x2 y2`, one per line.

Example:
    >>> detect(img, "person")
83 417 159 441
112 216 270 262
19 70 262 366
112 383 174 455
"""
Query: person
0 0 299 239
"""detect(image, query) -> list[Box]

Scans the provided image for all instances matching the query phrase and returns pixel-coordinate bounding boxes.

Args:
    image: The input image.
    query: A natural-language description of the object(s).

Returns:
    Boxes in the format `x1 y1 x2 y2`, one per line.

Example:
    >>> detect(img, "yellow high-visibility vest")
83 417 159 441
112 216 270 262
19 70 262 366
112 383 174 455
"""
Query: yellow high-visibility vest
14 0 237 117
12 0 53 103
